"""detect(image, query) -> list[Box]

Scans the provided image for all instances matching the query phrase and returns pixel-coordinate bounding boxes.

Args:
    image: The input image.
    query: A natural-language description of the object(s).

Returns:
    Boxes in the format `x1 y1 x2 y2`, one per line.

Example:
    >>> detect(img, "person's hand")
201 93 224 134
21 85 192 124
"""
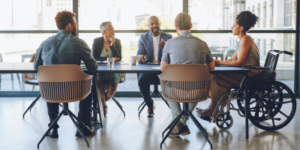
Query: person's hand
109 35 115 46
158 38 166 48
214 59 221 66
114 57 120 62
138 55 146 63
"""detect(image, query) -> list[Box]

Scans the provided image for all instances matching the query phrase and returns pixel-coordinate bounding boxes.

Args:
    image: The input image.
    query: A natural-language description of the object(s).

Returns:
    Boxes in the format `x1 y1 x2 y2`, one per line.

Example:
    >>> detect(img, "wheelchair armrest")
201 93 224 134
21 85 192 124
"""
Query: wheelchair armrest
246 66 270 71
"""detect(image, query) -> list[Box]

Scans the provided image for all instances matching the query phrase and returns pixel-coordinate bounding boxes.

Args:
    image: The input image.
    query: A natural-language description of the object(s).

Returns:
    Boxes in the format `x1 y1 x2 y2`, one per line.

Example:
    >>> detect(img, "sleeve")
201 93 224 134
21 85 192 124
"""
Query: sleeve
74 39 97 73
33 42 44 70
161 40 170 63
204 43 213 64
137 36 146 59
110 39 122 60
92 38 101 61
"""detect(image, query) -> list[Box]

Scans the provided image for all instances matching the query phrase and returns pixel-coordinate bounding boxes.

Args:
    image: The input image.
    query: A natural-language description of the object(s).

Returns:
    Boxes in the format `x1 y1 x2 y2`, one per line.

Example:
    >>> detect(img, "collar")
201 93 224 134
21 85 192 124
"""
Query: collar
179 31 191 36
57 30 72 35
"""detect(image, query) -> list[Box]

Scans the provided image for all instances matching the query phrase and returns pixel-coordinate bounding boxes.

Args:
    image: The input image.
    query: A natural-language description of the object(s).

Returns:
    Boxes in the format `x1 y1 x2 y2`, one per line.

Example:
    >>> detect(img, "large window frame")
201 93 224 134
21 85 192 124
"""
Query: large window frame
0 0 300 98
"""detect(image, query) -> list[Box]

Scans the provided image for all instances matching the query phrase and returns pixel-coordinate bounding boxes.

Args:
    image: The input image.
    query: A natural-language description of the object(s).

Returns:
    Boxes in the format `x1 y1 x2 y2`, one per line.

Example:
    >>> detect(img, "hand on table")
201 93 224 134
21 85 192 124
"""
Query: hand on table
114 57 120 62
214 59 221 66
138 55 146 63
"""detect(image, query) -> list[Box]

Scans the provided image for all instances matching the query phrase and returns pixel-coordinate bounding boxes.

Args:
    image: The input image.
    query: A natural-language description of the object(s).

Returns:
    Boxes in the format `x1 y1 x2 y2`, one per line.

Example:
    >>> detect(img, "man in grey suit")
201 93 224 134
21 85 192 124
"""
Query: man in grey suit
137 16 172 117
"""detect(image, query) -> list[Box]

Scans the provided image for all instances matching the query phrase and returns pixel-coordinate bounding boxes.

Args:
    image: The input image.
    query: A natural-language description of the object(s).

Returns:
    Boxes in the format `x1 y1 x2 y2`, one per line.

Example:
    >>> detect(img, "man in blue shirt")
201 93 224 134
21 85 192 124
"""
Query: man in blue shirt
137 16 172 117
34 11 97 138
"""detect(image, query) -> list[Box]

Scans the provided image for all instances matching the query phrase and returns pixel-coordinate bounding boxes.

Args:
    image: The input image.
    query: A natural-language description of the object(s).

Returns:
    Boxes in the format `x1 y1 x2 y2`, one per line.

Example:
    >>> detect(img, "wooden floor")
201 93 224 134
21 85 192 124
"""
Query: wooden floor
0 97 299 150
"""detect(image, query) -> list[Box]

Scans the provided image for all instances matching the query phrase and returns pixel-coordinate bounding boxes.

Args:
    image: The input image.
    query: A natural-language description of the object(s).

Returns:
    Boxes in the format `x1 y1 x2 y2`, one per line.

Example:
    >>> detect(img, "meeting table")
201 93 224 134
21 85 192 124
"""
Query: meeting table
0 62 251 139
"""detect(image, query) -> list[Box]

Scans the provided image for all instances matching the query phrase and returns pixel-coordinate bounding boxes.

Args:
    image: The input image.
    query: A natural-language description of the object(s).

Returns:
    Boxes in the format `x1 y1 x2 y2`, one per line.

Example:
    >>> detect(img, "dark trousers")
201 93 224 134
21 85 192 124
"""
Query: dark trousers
138 73 160 107
46 93 93 128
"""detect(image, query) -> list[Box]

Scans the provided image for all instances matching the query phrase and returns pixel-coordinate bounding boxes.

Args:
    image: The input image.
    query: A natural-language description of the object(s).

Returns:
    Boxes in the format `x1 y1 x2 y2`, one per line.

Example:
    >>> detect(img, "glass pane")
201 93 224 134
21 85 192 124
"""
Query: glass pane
0 0 73 30
189 0 297 30
78 0 182 30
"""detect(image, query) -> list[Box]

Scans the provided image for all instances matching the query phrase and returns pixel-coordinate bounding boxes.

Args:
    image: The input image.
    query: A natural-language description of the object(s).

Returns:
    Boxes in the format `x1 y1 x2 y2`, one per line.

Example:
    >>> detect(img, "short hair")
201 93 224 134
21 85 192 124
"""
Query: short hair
175 13 192 30
55 10 76 30
99 22 112 34
148 16 160 23
235 11 259 33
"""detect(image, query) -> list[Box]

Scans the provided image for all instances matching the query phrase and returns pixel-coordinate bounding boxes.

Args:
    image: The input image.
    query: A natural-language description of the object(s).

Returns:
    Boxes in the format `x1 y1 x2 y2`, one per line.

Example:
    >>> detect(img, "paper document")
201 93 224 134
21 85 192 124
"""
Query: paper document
151 67 161 70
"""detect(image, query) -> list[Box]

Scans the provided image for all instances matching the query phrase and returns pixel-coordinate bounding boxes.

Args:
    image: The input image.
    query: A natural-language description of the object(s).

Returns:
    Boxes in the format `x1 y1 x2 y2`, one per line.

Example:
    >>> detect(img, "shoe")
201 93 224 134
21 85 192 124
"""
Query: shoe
169 125 190 137
75 123 95 138
147 104 156 118
197 109 220 123
47 128 58 138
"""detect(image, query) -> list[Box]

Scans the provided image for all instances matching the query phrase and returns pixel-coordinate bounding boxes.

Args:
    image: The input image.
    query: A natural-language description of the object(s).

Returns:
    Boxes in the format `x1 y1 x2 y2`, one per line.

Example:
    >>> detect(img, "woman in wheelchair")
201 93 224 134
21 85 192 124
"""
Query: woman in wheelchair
197 11 260 120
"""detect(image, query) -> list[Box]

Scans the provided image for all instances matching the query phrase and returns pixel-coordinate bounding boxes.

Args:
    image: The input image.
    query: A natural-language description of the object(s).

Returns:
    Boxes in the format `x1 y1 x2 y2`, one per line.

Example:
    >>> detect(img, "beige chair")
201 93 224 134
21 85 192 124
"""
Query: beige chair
159 64 213 149
37 65 93 149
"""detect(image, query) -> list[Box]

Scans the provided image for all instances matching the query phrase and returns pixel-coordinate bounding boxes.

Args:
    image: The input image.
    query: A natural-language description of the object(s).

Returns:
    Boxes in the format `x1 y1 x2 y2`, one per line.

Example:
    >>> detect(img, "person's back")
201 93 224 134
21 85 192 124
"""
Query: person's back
162 31 212 65
33 10 97 138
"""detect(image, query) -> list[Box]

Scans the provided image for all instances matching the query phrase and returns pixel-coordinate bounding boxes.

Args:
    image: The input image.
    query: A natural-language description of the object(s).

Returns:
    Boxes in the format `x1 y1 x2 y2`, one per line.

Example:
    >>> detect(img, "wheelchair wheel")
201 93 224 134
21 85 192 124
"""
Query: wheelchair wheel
216 113 233 130
246 81 296 131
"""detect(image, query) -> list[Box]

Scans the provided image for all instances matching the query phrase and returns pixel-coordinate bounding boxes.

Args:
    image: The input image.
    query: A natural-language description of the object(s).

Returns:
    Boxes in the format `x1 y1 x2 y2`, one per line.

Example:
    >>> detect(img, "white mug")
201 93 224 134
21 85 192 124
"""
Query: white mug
130 56 137 65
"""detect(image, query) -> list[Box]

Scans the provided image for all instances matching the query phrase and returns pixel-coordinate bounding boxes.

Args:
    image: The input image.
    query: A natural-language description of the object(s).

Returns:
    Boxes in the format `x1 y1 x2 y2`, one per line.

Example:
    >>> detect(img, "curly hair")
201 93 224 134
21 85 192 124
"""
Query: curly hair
236 11 259 33
55 11 76 30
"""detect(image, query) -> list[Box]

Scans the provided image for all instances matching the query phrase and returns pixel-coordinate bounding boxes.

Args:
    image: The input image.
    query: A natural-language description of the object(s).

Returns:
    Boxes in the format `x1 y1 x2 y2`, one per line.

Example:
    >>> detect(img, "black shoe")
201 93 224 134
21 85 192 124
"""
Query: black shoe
75 123 95 138
47 128 58 138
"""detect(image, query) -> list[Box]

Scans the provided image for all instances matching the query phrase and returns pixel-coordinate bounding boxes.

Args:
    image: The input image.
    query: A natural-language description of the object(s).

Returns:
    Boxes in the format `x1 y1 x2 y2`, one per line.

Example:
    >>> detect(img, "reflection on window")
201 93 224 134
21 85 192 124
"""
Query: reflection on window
0 0 73 30
78 0 182 30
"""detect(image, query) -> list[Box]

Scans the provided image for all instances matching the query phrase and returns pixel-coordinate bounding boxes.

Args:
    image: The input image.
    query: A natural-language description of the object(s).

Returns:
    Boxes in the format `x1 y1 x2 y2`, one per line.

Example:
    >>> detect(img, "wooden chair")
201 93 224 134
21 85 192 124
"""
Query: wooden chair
159 64 213 149
37 65 93 149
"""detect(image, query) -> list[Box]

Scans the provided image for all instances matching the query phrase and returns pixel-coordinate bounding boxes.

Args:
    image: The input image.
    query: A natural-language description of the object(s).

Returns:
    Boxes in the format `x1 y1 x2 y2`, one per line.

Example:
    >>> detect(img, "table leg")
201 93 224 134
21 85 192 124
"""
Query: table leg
94 77 104 126
244 73 249 139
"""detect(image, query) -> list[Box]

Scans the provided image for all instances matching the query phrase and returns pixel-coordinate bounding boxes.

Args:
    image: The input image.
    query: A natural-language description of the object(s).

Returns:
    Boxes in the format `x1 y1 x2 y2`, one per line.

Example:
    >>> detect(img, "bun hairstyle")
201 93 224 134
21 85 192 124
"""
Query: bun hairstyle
235 11 259 33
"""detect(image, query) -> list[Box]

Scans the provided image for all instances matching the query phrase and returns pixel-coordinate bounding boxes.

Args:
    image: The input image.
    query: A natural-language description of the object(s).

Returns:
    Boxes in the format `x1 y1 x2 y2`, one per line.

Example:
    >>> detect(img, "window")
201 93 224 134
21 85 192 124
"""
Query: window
284 0 293 26
263 2 266 28
257 4 260 28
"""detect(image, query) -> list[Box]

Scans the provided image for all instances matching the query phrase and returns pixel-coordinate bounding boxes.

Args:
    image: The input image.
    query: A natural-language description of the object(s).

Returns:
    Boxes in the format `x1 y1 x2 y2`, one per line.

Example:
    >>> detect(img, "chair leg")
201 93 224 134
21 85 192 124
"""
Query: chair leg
10 74 14 91
160 112 184 149
187 110 213 149
37 111 64 149
67 110 89 148
157 92 170 108
97 101 103 128
23 94 41 118
162 111 184 138
68 110 93 132
16 73 21 90
138 103 146 117
112 97 125 117
138 101 145 111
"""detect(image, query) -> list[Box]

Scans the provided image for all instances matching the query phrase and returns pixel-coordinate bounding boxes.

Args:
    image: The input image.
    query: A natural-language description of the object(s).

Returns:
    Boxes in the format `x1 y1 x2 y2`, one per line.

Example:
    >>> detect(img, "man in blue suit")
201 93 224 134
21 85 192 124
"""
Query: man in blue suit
137 16 172 117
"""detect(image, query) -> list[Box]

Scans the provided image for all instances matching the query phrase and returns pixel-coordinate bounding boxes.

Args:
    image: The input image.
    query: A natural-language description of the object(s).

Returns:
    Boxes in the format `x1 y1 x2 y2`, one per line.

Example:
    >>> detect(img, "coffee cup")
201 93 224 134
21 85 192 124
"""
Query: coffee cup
130 56 137 65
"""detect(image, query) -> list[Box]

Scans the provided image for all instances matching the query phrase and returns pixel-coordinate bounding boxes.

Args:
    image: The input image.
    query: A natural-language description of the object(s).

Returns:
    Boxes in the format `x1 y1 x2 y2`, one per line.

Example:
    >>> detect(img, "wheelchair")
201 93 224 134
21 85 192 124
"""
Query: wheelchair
201 50 297 131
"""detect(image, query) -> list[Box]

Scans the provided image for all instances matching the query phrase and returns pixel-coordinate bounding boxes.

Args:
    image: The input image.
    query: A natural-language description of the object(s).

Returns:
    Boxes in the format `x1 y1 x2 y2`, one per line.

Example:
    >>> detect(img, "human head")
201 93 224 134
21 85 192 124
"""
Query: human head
148 16 161 35
100 22 115 39
232 11 259 35
174 13 192 34
55 10 77 36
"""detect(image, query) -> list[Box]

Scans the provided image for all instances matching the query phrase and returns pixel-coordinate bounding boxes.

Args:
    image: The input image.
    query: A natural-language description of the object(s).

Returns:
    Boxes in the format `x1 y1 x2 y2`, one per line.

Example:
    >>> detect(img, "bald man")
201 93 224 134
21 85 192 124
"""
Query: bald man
136 16 172 117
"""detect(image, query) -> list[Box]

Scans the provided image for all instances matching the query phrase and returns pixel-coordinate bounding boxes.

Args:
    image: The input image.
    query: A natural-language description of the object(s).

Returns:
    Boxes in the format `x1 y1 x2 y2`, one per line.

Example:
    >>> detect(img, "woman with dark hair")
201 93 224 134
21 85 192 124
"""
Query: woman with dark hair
197 11 260 118
92 22 121 117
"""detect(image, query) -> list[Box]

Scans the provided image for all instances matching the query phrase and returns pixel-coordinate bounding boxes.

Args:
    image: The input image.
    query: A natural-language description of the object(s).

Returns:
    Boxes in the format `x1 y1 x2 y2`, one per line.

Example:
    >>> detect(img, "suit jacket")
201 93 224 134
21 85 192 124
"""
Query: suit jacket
92 37 122 61
137 31 172 62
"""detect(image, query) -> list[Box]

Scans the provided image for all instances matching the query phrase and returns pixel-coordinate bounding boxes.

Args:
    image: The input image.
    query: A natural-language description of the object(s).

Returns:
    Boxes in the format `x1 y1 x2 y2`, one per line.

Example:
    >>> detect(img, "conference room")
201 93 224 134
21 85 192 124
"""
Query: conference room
0 0 300 150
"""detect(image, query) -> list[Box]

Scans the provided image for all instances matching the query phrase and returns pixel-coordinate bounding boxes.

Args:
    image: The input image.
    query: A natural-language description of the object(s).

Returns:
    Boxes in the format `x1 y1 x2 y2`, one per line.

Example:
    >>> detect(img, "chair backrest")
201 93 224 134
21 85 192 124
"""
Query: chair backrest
159 64 212 103
264 52 279 71
37 65 93 103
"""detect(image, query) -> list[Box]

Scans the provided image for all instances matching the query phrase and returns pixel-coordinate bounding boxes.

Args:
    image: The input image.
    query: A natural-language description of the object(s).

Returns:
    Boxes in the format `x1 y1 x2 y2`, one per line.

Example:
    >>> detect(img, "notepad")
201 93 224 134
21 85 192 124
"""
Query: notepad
151 67 161 70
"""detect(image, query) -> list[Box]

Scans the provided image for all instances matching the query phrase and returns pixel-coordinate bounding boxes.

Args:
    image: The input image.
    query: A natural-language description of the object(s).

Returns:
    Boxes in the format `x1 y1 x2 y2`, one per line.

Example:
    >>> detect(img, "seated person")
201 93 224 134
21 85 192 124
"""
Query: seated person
92 22 121 117
197 11 260 119
160 13 215 137
34 11 97 138
137 16 172 117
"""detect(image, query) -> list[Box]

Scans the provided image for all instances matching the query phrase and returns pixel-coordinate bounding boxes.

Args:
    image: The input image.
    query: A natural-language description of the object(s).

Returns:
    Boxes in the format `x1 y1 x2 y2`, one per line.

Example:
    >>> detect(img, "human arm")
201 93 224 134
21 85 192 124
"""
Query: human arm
137 36 147 63
33 42 44 70
92 38 102 61
215 37 251 66
74 39 97 73
160 40 170 71
110 38 121 62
